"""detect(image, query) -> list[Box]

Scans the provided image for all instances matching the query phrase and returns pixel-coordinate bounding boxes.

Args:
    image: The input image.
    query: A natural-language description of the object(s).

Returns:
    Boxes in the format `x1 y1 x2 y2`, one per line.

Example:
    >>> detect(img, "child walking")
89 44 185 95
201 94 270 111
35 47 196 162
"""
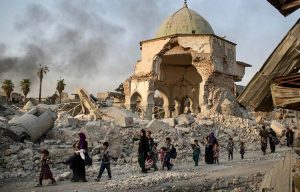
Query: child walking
151 143 159 171
192 139 201 166
227 138 234 161
240 142 245 159
95 142 111 181
213 143 220 164
36 149 56 187
159 147 167 170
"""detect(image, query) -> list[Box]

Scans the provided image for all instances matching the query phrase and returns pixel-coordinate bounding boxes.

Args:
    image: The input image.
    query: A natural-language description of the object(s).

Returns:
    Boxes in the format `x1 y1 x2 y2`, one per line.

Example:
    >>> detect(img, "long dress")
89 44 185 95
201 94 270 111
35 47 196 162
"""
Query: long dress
71 141 88 182
71 154 87 182
40 158 53 179
206 136 218 164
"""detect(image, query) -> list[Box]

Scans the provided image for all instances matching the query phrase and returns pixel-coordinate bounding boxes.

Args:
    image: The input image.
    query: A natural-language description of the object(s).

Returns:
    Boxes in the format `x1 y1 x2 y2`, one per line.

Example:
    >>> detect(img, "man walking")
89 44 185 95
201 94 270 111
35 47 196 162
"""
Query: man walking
259 125 268 155
138 129 148 173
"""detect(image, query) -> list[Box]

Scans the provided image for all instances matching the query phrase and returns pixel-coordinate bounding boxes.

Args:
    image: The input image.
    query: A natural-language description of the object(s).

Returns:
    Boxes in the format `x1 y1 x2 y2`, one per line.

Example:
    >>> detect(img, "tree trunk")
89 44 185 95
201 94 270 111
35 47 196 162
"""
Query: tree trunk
39 78 42 104
59 92 62 103
24 95 27 104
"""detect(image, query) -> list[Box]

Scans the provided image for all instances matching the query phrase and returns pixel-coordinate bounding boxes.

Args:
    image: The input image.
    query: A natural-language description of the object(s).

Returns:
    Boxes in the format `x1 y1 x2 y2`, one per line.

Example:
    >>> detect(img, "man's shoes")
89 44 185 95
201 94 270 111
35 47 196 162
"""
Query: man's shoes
94 178 100 182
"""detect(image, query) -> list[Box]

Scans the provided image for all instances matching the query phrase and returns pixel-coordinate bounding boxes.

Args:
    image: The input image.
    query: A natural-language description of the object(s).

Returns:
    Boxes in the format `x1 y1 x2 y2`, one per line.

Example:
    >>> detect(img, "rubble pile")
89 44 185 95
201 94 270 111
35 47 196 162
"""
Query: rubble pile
0 103 265 180
0 100 273 192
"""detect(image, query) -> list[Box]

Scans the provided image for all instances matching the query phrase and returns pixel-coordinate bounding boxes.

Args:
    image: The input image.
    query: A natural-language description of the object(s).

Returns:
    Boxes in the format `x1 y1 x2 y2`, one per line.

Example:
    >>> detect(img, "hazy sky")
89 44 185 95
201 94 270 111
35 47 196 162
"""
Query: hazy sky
0 0 299 98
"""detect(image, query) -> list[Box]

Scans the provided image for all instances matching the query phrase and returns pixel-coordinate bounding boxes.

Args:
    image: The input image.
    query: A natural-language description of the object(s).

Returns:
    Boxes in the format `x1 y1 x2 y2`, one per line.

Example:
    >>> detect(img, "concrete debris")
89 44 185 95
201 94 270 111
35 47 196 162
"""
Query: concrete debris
162 118 176 127
55 172 71 181
67 117 79 127
8 105 57 142
77 88 102 120
176 114 195 126
22 100 34 111
175 126 190 133
102 106 136 127
146 119 170 132
0 100 296 192
214 90 248 118
104 122 123 158
197 119 214 126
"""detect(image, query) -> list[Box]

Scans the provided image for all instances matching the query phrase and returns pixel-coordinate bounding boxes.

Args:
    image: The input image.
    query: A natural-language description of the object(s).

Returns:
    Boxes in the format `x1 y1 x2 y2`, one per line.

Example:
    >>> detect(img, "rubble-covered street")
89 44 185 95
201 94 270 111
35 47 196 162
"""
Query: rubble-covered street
0 101 298 192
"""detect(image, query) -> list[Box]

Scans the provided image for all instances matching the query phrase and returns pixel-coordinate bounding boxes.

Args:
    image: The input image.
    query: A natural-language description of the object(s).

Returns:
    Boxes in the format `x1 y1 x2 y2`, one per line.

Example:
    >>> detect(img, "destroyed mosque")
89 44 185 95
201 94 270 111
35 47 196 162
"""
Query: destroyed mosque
124 2 250 120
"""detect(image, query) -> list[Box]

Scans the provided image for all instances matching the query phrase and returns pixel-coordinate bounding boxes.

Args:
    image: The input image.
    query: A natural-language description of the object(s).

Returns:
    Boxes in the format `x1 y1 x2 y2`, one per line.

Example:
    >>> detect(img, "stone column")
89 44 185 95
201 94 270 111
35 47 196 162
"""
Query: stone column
163 106 170 118
141 104 154 120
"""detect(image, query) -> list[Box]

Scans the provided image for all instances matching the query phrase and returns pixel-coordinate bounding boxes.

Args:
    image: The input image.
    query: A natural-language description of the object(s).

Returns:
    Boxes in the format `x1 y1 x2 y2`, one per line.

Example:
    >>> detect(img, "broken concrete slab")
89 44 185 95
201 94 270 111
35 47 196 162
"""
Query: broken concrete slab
176 114 195 126
67 117 78 126
114 116 133 128
8 106 57 142
104 122 123 158
198 119 214 126
80 121 107 142
162 118 176 127
146 119 169 132
175 126 190 133
0 116 8 122
214 90 248 118
102 106 137 127
23 101 34 111
55 172 71 181
0 123 29 142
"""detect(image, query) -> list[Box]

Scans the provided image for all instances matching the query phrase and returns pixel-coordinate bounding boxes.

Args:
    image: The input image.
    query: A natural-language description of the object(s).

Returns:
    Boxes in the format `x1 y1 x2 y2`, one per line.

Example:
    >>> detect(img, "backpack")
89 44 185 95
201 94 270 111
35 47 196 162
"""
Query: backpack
170 146 177 159
84 153 93 166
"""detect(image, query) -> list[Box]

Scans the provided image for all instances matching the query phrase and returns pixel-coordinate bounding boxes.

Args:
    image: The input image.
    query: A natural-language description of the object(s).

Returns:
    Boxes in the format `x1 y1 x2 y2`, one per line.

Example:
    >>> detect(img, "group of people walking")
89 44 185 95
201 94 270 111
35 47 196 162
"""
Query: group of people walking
138 129 176 173
259 125 295 155
36 132 109 187
36 125 295 187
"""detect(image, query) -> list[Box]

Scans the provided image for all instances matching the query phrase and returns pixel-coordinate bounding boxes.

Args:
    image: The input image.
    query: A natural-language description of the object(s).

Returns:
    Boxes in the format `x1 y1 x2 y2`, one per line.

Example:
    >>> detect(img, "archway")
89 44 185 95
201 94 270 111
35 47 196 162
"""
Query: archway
130 92 143 117
157 49 201 116
180 96 193 114
152 90 169 119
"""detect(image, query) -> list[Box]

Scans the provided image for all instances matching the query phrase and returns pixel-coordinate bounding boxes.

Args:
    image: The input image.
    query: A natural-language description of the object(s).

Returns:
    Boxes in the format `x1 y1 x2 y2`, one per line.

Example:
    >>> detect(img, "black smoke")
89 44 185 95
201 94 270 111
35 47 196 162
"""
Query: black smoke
0 0 167 96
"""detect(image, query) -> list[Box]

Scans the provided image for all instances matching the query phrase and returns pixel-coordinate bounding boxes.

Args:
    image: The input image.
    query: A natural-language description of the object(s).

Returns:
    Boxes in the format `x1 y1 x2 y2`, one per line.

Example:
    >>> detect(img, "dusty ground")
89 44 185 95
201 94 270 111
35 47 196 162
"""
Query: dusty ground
0 147 290 192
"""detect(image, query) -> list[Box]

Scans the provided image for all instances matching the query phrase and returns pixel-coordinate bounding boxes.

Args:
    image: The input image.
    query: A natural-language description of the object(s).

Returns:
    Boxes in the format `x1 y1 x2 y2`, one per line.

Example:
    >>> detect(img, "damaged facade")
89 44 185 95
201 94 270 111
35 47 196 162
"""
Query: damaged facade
124 3 250 119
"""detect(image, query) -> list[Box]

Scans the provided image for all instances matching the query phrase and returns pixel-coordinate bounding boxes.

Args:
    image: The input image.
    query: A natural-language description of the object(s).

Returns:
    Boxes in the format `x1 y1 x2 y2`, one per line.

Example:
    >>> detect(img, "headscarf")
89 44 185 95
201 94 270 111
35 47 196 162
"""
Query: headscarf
78 132 86 149
208 132 216 145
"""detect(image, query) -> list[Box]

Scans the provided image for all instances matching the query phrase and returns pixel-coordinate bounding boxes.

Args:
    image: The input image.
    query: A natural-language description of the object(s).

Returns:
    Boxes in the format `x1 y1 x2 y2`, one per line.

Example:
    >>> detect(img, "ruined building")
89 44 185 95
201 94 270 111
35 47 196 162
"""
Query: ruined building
124 2 250 119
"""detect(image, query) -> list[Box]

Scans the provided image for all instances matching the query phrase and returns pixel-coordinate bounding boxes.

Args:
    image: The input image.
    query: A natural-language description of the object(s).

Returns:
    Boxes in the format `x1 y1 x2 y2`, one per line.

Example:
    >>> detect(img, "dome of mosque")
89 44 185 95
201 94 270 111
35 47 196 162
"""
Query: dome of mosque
155 2 214 38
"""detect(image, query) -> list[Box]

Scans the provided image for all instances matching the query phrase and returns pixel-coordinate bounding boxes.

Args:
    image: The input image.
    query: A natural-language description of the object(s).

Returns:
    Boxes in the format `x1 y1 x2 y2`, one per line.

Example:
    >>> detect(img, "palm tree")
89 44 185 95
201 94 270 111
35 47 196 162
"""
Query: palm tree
20 79 31 103
56 79 66 103
37 65 49 103
1 80 14 104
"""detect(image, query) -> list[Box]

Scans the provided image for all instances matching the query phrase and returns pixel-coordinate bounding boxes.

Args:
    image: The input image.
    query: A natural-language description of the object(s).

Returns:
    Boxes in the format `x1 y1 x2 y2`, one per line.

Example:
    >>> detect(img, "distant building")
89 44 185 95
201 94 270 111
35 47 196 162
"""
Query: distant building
11 92 23 103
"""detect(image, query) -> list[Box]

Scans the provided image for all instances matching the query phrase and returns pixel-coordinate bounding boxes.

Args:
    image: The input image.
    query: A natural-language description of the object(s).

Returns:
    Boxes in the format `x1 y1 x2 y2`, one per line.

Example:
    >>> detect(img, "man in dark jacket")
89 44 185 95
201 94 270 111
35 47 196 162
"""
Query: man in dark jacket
268 128 277 153
286 128 294 147
138 129 148 173
146 131 154 152
259 125 268 155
